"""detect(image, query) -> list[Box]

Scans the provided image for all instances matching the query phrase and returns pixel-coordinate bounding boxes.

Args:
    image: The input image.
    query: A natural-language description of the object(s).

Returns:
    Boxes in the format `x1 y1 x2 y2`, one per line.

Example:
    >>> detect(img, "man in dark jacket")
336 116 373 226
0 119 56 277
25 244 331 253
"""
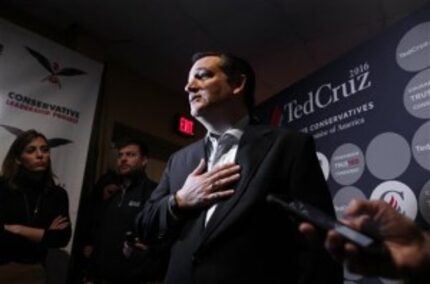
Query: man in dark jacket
88 138 166 283
136 52 342 283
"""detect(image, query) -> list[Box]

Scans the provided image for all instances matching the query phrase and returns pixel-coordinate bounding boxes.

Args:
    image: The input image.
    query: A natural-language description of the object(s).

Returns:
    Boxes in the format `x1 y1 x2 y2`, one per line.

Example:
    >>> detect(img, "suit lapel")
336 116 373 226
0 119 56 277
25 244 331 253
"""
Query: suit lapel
189 140 207 168
199 125 275 246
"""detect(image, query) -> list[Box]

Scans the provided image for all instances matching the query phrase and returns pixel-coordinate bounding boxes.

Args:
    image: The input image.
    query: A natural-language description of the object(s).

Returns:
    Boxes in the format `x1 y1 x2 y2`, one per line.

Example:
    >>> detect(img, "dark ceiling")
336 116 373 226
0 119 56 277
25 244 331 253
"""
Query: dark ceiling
3 0 430 104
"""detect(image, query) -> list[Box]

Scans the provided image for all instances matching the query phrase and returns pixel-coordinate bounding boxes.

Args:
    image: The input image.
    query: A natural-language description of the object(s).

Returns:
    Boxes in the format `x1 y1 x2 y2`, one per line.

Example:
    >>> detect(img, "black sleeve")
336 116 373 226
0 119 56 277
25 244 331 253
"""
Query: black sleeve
288 135 334 215
287 134 343 284
135 156 184 245
41 187 72 248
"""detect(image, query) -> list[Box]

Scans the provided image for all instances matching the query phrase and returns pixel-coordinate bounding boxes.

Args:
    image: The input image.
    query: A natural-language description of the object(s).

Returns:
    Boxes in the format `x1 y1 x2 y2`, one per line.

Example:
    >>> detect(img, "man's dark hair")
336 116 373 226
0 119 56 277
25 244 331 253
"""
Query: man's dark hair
191 51 255 112
115 138 149 157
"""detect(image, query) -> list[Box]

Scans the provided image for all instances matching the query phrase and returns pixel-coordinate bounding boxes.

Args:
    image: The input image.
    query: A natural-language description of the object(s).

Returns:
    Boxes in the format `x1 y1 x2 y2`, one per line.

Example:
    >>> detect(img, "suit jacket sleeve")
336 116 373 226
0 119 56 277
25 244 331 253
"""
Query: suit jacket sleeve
288 135 334 214
287 134 343 284
135 156 184 245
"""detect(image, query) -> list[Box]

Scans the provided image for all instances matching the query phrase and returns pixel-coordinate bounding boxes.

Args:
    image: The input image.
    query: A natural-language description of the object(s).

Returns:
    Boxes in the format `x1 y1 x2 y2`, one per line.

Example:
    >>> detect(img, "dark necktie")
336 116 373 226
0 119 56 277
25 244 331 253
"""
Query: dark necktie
204 133 239 226
211 133 238 166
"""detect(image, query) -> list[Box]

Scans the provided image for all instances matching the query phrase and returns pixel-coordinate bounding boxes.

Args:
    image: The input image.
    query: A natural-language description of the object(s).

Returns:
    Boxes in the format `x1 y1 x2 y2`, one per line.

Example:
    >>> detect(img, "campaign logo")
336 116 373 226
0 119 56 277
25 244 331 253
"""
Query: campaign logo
333 186 367 219
370 180 417 220
25 46 86 89
0 124 72 148
396 22 430 72
330 143 365 186
365 132 411 180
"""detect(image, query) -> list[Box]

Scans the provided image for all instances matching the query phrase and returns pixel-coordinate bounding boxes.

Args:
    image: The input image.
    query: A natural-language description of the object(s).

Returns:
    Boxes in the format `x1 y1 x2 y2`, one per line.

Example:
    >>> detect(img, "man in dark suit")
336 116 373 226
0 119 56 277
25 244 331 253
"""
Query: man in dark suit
136 52 342 283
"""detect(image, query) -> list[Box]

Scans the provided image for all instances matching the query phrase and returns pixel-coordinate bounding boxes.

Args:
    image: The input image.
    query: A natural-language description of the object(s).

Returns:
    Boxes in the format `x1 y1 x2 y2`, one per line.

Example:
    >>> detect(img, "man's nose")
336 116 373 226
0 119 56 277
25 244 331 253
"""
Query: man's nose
116 155 123 163
185 79 198 93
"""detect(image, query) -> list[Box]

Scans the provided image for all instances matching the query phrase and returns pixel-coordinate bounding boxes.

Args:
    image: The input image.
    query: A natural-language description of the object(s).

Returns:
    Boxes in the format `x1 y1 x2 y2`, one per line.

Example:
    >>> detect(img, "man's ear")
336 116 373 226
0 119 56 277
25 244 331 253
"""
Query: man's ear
232 74 246 96
15 159 21 165
141 157 148 168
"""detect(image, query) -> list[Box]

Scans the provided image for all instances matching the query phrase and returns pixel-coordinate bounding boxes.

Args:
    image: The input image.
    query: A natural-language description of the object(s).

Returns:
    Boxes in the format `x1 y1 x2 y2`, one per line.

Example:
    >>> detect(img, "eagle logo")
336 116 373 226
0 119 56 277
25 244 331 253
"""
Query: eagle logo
25 46 86 89
0 124 73 148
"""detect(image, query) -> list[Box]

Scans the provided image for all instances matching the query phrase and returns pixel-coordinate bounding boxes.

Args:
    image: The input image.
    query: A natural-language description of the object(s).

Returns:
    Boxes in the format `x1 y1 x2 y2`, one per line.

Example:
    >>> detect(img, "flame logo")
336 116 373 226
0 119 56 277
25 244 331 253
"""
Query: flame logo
388 195 399 211
381 190 405 215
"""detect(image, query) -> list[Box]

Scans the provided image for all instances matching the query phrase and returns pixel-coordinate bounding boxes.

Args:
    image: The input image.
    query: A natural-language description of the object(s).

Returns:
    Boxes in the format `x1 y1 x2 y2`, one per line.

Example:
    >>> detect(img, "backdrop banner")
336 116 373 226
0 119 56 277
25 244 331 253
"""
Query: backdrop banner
0 17 103 279
256 5 430 284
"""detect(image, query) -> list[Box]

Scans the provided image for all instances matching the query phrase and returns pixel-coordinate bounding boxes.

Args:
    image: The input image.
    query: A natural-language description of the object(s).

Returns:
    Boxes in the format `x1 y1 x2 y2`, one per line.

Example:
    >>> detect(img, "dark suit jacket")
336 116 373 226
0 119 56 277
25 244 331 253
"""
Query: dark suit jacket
137 124 342 283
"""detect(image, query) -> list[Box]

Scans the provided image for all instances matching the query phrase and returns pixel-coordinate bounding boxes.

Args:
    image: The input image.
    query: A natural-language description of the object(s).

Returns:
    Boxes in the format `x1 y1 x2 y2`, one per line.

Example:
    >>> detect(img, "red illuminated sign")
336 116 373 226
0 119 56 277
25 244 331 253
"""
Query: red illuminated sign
176 115 195 136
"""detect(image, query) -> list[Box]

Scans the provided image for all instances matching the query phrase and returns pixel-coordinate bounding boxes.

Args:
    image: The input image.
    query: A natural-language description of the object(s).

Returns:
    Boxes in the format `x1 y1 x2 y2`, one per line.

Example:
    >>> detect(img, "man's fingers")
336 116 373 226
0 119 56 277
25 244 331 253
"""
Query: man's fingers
208 164 240 182
208 173 240 192
345 199 384 218
211 189 235 200
343 243 378 276
203 189 235 204
325 229 348 262
134 242 147 250
211 162 236 171
299 223 317 239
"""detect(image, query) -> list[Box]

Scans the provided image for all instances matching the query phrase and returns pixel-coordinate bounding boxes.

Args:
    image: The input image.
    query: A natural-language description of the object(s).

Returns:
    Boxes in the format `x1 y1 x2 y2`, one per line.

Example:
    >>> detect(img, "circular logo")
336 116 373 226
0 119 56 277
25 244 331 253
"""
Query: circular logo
333 186 367 220
396 22 430 72
330 143 365 186
418 180 430 225
366 132 411 180
403 69 430 119
317 152 330 181
370 180 418 220
412 121 430 171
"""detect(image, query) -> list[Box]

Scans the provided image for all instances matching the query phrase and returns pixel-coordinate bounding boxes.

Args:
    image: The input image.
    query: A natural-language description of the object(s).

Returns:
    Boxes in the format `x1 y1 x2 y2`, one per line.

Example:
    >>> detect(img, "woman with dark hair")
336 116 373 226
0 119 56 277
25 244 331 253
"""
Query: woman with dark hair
0 129 71 283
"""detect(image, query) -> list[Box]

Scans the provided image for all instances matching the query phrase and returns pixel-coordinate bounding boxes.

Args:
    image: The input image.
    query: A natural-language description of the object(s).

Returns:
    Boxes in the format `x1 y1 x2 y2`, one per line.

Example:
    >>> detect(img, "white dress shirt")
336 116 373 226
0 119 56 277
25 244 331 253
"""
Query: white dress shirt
204 116 248 225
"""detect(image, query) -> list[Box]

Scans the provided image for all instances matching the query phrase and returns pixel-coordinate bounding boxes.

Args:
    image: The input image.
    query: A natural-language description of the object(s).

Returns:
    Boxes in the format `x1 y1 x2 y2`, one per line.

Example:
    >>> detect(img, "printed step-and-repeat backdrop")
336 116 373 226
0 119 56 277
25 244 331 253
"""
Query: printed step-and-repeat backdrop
0 17 103 282
256 5 430 284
